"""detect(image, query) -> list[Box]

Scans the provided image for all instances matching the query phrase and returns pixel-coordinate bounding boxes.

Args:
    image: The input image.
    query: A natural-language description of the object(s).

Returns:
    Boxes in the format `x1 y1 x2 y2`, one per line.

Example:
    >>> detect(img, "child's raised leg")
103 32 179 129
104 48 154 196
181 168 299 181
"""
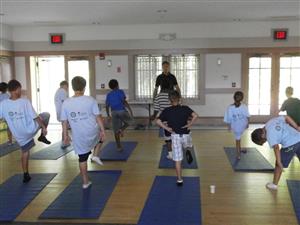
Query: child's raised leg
166 140 172 159
91 141 104 165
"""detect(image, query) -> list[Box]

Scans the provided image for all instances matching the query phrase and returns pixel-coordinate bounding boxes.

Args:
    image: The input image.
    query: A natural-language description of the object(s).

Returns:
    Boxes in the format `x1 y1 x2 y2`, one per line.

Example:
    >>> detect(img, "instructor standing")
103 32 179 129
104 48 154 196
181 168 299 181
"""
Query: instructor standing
153 61 181 99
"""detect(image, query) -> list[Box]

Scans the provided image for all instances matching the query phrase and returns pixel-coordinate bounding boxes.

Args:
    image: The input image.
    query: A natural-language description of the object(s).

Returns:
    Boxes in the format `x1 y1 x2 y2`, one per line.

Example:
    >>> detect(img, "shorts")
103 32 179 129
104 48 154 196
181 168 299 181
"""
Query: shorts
171 134 193 161
111 110 132 133
21 139 35 152
78 151 91 162
158 127 171 141
281 142 300 168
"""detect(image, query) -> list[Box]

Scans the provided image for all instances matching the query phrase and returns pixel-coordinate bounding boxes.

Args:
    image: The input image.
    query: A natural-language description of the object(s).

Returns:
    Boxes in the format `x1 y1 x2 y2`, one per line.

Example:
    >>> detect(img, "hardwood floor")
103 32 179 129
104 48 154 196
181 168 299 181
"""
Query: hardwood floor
0 127 299 225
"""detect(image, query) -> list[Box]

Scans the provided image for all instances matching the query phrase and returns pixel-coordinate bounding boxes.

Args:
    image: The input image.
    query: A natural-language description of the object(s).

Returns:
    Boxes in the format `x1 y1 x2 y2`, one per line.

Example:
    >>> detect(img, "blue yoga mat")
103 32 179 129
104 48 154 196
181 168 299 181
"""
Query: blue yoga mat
100 141 137 161
39 170 121 219
30 142 73 160
224 147 274 172
0 173 56 222
0 142 19 157
137 176 202 225
159 145 198 169
287 180 300 225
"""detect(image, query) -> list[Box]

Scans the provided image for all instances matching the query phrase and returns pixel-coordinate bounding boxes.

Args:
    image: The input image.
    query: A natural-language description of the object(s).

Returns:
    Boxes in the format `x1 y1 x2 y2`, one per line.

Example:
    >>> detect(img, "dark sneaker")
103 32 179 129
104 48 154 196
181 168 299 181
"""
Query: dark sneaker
177 179 184 186
38 135 51 145
186 148 193 164
23 173 31 183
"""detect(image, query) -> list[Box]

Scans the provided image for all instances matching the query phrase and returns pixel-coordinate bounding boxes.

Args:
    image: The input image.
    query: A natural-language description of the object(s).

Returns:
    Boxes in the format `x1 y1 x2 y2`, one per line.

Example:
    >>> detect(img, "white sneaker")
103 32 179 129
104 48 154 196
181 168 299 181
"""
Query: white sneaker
91 156 104 166
82 181 92 189
266 182 278 190
166 152 173 160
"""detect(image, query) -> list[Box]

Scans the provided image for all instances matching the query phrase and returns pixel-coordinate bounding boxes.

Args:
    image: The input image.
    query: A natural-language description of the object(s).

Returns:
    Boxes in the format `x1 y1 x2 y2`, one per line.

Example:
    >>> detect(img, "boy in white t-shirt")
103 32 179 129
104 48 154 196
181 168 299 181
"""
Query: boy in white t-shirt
0 80 51 183
251 116 300 190
0 82 12 144
61 76 106 189
224 91 250 160
54 80 69 148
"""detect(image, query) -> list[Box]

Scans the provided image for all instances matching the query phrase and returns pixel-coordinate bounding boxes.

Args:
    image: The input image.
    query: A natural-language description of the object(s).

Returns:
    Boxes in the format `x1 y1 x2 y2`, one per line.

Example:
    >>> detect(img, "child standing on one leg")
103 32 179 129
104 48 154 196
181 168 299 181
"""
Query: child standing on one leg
54 80 70 149
0 82 12 144
0 80 51 183
251 116 300 190
156 91 198 186
224 91 250 160
105 79 133 151
151 80 172 159
61 76 106 189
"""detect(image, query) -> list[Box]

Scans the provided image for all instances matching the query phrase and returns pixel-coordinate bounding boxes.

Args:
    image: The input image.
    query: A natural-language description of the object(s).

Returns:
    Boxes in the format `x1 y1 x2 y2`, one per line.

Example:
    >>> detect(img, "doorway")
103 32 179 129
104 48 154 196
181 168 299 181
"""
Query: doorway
30 56 65 124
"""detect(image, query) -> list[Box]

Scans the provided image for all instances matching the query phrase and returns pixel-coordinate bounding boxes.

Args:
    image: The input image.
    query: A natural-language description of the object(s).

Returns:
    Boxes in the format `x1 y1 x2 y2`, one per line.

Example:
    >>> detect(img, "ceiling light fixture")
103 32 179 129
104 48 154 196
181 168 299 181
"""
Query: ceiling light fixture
159 33 176 41
157 9 167 14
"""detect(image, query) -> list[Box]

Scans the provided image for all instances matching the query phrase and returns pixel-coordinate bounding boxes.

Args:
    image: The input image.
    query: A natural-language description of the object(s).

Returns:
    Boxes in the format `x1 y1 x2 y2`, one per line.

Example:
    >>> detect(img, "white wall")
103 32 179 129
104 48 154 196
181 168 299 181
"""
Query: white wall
14 57 27 89
95 55 129 90
205 54 241 89
12 21 300 42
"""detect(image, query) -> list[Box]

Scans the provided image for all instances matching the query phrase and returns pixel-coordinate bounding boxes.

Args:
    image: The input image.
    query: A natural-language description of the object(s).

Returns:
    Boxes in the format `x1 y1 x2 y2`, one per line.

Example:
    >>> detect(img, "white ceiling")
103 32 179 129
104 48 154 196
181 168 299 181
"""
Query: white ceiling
1 0 299 26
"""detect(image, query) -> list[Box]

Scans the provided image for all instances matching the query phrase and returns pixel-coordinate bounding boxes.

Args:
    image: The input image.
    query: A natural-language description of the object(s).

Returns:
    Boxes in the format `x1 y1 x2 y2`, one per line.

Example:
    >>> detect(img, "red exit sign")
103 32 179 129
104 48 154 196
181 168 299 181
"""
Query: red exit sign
49 33 65 44
272 29 288 41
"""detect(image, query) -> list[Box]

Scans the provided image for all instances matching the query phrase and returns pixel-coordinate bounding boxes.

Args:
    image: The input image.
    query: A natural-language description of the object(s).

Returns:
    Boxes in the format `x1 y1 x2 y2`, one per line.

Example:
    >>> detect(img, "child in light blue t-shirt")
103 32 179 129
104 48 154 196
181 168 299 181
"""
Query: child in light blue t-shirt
61 76 106 189
224 91 250 159
251 116 300 190
0 82 12 144
0 80 51 183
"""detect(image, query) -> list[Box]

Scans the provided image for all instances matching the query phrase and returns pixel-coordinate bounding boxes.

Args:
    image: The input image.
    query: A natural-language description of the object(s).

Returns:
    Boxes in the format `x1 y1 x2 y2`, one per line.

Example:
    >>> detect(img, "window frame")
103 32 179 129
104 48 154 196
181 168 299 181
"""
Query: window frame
133 53 204 104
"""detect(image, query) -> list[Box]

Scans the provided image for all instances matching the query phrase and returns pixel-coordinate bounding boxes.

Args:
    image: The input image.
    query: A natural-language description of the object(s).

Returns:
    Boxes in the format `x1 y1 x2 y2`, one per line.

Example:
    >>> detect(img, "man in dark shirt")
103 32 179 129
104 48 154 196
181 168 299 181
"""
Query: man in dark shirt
156 91 198 186
153 61 181 99
279 87 300 125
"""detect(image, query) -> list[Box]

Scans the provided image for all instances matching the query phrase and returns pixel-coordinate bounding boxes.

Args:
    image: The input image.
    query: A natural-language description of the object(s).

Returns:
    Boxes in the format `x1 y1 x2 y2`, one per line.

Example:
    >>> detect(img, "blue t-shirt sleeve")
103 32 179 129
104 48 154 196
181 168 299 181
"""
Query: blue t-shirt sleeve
120 90 126 100
60 102 68 121
105 94 110 107
244 105 250 118
92 100 101 116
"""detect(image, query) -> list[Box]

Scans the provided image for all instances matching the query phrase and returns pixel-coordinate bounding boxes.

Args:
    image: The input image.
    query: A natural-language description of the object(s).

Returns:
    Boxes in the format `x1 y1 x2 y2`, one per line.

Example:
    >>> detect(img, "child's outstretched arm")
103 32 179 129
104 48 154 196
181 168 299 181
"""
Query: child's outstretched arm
124 100 133 117
285 115 300 131
156 118 173 133
96 115 106 142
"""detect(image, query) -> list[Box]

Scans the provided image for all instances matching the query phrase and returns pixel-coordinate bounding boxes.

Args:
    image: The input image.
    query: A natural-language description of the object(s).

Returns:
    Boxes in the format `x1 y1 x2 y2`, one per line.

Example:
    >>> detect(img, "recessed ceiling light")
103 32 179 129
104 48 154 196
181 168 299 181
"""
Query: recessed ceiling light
157 9 167 14
233 18 242 22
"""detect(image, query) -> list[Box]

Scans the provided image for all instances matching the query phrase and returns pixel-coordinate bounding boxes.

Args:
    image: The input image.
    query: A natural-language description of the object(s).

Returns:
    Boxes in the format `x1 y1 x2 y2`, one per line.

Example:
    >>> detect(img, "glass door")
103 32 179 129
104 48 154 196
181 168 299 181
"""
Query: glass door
66 56 90 96
30 56 65 124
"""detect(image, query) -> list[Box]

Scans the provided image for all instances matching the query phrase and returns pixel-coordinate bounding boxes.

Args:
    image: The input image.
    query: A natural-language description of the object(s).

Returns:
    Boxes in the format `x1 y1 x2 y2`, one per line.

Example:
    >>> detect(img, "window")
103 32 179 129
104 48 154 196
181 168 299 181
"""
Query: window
170 55 199 98
135 55 162 100
248 56 272 115
279 56 300 108
135 54 200 99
